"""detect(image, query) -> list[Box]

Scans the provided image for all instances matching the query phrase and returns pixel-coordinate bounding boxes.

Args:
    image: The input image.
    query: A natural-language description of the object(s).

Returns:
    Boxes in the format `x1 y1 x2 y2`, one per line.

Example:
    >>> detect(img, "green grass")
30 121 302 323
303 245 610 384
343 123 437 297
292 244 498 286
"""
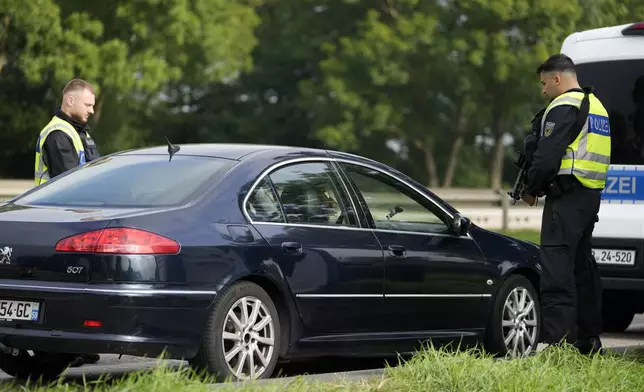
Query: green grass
498 229 540 244
7 345 644 391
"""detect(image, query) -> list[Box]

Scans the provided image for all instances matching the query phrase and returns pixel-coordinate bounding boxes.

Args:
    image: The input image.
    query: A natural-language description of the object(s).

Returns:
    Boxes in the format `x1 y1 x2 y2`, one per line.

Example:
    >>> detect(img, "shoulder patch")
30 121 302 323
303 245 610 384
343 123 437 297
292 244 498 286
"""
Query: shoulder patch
543 121 555 137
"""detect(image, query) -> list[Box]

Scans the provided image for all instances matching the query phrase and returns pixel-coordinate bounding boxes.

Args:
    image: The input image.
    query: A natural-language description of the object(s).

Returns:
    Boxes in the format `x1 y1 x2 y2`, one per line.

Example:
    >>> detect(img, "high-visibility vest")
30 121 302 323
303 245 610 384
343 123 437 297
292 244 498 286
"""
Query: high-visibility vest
34 116 86 186
541 90 611 189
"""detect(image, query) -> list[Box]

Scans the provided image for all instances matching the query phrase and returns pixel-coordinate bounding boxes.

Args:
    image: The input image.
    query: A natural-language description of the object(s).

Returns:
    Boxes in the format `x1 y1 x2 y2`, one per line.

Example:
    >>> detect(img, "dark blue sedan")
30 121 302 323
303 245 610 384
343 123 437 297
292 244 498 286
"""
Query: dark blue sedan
0 144 541 381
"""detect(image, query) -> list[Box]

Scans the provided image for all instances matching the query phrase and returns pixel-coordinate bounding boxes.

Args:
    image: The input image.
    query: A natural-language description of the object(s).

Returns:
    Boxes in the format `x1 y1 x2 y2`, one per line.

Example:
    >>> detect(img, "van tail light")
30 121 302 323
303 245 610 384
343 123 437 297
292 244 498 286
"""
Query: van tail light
55 228 180 255
622 22 644 36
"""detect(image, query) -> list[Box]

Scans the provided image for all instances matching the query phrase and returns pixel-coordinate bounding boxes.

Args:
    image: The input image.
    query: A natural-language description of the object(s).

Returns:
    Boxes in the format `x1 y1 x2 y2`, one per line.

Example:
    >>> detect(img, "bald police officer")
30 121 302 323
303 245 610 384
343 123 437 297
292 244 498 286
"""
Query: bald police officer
523 54 611 355
35 78 100 186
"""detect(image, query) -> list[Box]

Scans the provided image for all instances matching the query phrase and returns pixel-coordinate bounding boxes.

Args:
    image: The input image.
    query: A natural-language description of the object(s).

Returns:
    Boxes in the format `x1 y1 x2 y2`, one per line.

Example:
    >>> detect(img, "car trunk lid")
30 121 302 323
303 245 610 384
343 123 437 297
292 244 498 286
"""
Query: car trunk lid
0 203 163 282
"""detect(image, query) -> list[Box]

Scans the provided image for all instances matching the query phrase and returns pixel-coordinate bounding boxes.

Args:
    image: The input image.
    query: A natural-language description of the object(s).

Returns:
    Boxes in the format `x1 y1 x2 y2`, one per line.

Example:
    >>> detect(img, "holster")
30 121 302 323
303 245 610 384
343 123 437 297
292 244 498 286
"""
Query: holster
546 175 580 198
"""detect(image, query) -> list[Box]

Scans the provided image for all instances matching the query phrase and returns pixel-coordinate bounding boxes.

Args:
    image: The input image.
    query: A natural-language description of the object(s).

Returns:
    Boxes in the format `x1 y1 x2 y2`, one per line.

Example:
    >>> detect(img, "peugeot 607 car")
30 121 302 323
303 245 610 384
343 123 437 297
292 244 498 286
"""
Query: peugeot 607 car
0 143 541 381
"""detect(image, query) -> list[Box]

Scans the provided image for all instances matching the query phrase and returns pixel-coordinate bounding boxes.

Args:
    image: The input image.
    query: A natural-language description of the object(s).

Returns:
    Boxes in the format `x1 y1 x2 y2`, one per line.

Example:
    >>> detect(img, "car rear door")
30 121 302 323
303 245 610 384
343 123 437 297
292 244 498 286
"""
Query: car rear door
335 160 493 336
244 159 385 336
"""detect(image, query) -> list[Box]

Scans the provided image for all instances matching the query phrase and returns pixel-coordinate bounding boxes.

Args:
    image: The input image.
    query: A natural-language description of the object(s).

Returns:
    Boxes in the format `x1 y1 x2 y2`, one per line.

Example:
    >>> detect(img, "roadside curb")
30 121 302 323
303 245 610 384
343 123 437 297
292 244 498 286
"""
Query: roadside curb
207 367 385 389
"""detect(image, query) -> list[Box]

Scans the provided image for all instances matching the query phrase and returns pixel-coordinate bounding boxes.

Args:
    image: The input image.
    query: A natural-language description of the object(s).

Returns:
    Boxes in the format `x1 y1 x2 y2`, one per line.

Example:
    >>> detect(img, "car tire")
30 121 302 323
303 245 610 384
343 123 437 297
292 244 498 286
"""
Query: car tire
191 281 280 382
483 274 541 358
602 292 635 333
0 350 76 381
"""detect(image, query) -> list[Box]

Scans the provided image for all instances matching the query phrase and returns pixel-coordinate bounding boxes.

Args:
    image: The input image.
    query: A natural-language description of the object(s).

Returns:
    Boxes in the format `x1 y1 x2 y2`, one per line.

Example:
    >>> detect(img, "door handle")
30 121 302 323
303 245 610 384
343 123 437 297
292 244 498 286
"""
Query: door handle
281 242 302 255
388 245 406 257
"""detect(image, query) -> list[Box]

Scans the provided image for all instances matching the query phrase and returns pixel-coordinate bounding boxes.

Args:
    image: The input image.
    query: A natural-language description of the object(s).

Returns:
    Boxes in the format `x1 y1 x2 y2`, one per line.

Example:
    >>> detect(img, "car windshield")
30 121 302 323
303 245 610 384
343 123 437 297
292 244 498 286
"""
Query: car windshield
576 59 644 165
15 154 235 208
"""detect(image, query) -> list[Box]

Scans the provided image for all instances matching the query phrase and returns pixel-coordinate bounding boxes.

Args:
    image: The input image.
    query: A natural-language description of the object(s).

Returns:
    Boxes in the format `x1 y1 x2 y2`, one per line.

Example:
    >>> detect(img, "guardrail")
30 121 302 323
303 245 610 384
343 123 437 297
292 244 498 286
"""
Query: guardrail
369 188 543 231
0 180 542 230
0 180 32 202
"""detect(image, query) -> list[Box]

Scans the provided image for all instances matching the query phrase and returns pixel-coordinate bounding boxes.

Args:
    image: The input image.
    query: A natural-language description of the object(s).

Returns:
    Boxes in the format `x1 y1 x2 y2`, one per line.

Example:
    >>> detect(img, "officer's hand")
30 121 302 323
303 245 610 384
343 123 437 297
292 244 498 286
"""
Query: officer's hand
522 193 536 206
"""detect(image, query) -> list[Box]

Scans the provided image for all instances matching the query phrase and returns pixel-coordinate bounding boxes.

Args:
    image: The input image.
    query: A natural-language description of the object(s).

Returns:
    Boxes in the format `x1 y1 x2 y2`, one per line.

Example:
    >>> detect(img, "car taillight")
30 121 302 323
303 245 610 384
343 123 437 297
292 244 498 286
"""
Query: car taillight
55 228 180 255
622 22 644 36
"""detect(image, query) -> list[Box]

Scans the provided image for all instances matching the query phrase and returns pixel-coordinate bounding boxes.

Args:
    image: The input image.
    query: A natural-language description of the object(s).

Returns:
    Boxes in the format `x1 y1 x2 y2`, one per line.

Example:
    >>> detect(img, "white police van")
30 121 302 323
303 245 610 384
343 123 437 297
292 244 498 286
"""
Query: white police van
561 22 644 332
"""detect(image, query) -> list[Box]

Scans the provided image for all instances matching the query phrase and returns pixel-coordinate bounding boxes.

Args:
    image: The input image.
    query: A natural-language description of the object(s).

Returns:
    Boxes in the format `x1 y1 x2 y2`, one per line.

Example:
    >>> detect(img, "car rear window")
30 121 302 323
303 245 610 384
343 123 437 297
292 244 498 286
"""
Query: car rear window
15 154 235 207
576 59 644 165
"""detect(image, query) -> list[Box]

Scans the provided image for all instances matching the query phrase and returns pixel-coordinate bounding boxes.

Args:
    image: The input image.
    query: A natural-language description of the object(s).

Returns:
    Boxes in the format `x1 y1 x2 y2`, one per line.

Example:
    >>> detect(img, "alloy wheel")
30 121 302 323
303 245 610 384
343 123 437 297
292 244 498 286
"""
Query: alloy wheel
221 295 275 380
501 286 538 357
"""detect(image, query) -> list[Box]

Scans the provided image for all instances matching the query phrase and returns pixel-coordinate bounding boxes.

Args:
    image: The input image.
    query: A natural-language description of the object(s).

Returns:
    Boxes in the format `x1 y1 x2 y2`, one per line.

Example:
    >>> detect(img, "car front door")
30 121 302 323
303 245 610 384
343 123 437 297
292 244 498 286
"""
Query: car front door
244 159 385 336
336 161 493 336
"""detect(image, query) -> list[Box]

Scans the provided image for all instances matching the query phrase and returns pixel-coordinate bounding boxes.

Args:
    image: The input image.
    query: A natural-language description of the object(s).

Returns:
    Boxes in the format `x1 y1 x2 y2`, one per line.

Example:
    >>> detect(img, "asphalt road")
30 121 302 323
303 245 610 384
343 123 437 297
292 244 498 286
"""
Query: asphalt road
2 315 644 388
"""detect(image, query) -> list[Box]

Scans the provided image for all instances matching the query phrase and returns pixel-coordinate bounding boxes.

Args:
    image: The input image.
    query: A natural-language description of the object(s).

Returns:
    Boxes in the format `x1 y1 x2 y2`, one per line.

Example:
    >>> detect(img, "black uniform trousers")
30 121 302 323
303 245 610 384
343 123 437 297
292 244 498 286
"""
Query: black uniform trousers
539 178 603 345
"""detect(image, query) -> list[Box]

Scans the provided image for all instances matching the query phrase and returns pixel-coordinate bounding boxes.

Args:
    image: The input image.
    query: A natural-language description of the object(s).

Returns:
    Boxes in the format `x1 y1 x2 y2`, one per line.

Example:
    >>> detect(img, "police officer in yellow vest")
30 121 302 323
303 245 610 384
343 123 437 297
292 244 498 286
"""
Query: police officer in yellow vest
523 54 611 355
34 78 100 186
33 78 101 366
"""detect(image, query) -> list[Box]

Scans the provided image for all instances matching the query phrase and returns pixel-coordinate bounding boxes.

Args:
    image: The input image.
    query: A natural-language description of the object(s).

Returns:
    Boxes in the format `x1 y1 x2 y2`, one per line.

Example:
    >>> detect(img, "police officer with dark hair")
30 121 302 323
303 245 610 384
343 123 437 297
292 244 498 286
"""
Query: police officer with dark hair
523 54 611 354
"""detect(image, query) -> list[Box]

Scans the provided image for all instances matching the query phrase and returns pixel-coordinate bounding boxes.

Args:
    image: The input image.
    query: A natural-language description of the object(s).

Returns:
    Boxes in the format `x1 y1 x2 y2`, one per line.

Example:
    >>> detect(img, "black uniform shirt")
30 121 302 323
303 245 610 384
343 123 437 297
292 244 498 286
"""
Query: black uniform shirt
526 89 583 196
42 108 100 178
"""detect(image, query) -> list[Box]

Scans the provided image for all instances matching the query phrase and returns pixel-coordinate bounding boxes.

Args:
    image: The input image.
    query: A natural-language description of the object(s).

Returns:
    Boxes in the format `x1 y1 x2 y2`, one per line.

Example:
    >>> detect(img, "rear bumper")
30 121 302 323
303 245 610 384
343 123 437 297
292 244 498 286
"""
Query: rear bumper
0 280 217 359
0 328 198 359
592 236 644 281
601 277 644 291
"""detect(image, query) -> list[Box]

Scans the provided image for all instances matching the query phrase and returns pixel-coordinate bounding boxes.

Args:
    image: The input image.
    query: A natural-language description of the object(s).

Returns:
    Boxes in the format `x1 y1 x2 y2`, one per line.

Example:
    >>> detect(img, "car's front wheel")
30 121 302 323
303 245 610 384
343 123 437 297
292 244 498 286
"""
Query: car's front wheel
484 274 541 358
191 281 281 382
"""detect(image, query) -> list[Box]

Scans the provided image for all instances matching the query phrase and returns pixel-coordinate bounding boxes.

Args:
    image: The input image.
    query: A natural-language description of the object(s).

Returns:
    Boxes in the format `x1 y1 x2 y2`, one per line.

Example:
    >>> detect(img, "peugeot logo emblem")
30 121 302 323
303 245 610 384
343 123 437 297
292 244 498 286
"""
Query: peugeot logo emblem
0 247 12 264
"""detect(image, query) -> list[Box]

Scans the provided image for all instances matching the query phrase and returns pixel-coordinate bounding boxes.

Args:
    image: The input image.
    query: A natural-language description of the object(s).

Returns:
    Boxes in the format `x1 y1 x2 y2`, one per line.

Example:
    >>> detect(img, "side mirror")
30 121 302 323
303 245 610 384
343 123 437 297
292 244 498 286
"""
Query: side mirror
451 213 471 235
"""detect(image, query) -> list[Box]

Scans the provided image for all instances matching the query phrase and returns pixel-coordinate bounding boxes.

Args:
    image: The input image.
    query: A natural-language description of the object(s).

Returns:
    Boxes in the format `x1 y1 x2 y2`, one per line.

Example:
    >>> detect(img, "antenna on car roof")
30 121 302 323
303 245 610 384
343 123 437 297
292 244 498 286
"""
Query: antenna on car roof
165 136 180 162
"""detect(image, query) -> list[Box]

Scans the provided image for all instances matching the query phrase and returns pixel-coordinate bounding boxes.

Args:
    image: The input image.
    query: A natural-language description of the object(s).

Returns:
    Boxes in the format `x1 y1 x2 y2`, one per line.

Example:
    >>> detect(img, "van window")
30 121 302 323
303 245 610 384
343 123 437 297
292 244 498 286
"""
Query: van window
576 59 644 165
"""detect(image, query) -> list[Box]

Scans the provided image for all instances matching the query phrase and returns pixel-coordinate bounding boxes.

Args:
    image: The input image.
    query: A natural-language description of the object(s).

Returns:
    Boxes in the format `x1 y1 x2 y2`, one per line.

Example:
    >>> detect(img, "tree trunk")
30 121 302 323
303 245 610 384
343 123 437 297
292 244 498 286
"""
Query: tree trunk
91 92 106 126
443 102 469 187
412 137 439 188
424 145 439 188
1 14 8 74
443 134 464 187
489 110 511 190
490 136 505 190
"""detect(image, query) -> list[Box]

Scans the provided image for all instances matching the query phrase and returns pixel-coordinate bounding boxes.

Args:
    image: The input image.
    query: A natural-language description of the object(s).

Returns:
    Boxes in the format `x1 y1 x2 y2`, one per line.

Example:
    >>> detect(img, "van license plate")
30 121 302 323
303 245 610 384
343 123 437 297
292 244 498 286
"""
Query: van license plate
592 249 636 266
0 300 40 321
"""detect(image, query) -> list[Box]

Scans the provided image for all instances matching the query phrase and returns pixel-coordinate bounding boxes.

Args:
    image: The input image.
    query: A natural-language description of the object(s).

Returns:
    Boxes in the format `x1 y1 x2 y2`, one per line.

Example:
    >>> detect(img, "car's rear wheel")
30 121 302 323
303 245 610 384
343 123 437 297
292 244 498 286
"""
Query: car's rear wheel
191 281 280 382
484 275 541 358
0 350 76 381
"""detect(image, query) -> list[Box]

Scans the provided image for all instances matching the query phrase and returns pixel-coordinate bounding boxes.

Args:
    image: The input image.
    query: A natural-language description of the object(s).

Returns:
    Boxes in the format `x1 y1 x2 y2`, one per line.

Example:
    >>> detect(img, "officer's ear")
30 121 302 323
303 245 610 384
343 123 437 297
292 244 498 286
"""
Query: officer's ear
64 94 74 108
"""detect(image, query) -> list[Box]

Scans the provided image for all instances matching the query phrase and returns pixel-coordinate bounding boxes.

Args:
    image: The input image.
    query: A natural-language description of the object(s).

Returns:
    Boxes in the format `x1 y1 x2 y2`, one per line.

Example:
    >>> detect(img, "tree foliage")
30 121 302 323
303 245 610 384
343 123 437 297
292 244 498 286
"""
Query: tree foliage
307 0 584 187
0 0 262 177
1 0 642 187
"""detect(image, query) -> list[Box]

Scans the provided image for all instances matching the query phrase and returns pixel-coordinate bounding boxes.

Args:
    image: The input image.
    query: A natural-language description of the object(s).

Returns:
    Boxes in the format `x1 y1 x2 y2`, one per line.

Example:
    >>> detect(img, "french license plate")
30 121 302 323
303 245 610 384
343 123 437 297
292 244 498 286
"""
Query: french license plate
592 248 636 266
0 300 40 321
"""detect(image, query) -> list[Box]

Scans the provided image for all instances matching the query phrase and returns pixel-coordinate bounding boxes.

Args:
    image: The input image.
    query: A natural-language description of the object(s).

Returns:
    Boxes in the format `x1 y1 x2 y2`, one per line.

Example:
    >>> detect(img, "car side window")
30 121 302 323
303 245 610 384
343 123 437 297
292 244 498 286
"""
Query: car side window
339 163 450 234
246 178 286 223
268 162 358 227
